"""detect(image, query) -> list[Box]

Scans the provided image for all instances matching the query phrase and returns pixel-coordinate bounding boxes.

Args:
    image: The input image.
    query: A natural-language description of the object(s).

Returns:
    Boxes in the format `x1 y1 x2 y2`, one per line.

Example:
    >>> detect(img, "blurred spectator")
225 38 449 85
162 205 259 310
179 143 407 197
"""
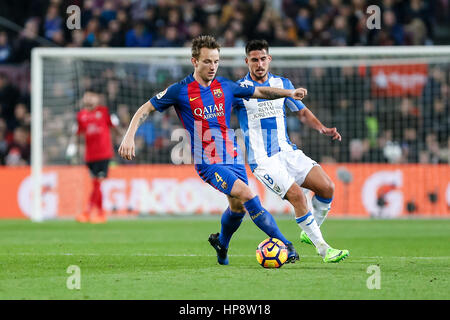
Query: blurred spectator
404 18 428 45
0 73 21 125
5 126 30 166
205 14 222 40
272 23 295 46
108 19 126 47
401 128 419 163
83 18 101 46
423 133 441 164
7 102 30 132
99 0 117 27
404 0 433 43
307 16 331 46
68 29 85 47
154 26 183 47
13 18 40 62
185 22 203 43
284 17 299 43
349 139 369 162
253 17 273 43
0 118 7 165
220 0 240 27
125 21 153 47
329 15 349 46
296 8 311 36
0 32 12 64
423 99 450 143
166 8 187 39
375 10 405 45
44 5 63 40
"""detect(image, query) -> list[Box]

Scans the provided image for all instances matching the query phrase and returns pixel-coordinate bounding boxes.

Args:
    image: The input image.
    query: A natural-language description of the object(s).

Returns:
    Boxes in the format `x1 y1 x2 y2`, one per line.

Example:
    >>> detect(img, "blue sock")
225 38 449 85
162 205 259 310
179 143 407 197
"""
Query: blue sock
244 196 291 245
218 207 245 249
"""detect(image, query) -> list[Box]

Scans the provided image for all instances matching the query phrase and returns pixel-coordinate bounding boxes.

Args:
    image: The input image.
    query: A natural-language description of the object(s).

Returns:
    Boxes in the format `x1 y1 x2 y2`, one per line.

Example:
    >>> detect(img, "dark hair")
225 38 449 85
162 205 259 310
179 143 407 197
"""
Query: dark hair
245 39 269 56
191 35 220 59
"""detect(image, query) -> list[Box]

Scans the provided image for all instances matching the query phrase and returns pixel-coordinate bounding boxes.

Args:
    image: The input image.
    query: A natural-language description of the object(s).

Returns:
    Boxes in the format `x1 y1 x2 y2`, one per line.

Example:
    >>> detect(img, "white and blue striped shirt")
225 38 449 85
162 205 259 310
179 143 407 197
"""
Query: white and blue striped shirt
233 72 305 170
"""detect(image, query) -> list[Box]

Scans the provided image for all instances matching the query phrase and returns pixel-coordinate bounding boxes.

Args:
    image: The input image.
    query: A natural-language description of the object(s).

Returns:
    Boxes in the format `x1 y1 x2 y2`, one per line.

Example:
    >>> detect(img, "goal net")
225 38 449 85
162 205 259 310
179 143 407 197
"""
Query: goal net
31 46 450 221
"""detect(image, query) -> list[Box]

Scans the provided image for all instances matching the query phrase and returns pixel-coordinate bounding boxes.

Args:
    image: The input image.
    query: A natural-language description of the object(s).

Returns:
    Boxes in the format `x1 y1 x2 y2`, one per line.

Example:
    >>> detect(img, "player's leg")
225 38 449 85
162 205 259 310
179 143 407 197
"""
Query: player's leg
228 178 299 262
273 150 348 262
284 150 330 240
301 165 334 227
89 159 109 223
216 196 246 251
76 162 97 223
285 182 348 262
284 182 331 258
203 164 295 263
229 178 294 246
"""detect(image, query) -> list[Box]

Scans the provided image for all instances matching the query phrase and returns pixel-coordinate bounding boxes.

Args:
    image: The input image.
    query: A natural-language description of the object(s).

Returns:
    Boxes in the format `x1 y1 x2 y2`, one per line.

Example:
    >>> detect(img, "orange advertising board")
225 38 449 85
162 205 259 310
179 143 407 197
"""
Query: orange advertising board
0 164 448 219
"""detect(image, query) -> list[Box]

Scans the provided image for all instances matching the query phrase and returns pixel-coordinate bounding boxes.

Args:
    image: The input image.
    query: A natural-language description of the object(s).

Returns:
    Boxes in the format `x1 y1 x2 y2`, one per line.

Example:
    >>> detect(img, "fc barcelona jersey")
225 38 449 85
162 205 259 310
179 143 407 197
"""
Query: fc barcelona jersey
150 74 255 165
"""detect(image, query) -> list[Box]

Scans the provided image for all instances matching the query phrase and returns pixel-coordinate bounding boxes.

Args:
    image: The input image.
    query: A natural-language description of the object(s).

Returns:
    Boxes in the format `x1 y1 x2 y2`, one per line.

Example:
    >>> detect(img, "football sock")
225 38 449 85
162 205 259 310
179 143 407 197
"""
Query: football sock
87 179 99 214
296 211 330 257
312 195 332 227
218 207 245 249
92 179 102 212
244 196 292 245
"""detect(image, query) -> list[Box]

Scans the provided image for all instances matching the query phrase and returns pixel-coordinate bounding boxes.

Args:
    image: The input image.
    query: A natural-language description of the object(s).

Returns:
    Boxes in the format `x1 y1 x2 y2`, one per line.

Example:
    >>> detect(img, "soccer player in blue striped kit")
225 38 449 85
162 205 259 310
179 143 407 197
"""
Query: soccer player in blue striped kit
118 35 308 265
233 40 349 262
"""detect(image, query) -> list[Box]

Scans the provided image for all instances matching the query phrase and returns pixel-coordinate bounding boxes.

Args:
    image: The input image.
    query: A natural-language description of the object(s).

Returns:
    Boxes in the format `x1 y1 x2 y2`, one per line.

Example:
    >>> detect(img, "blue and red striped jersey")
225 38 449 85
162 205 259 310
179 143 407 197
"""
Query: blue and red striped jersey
150 74 255 165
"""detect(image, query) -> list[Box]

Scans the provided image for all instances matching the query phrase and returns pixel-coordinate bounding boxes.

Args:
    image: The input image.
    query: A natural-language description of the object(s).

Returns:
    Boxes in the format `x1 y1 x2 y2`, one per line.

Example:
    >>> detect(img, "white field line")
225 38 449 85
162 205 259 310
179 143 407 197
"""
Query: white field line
0 252 449 260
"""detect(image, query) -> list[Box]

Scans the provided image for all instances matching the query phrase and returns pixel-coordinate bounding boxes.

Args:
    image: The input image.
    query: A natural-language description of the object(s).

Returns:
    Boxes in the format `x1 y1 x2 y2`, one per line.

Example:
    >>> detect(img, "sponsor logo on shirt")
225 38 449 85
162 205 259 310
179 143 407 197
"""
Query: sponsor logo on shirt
249 100 284 121
193 103 224 120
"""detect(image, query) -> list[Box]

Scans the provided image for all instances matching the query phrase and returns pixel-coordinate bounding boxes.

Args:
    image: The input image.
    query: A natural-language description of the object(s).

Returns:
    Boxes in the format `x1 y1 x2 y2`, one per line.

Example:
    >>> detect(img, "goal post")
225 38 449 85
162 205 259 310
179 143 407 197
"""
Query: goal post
31 46 450 220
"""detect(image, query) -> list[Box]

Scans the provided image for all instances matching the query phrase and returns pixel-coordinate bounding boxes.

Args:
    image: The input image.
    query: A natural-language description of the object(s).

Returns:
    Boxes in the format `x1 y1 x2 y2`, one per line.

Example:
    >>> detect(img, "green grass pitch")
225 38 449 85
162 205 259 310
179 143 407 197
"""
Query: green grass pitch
0 217 449 300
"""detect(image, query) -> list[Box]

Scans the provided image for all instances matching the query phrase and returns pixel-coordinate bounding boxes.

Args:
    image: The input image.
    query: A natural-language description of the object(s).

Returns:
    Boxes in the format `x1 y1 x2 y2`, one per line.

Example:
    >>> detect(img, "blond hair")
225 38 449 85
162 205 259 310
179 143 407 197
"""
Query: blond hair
191 35 220 59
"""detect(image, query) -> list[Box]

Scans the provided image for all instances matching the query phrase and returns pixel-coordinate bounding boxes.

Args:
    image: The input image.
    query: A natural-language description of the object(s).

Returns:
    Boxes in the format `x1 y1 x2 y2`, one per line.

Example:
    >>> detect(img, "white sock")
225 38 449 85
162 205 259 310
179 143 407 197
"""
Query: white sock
296 212 330 257
312 195 332 227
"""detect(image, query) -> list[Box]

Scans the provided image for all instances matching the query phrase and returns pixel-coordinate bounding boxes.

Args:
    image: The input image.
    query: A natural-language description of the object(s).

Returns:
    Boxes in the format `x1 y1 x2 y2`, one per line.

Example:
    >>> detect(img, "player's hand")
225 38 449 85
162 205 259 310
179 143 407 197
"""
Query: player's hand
320 127 342 141
118 135 135 160
291 88 307 100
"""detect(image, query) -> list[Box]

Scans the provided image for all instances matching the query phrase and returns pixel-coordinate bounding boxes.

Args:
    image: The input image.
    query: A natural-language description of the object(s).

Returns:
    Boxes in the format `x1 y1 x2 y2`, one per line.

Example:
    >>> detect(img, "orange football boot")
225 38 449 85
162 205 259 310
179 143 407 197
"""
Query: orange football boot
75 212 89 223
90 212 107 224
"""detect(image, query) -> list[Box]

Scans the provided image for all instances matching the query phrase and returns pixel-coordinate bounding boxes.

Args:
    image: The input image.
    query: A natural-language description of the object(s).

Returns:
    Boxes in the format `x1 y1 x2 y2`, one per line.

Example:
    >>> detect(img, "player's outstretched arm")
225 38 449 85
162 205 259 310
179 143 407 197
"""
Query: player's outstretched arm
297 107 342 141
252 86 307 100
118 101 156 160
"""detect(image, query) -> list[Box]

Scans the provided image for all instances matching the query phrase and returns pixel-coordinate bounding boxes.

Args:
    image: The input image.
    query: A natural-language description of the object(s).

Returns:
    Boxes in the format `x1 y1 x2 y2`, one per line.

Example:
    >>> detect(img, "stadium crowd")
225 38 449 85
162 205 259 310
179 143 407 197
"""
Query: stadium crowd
0 0 449 165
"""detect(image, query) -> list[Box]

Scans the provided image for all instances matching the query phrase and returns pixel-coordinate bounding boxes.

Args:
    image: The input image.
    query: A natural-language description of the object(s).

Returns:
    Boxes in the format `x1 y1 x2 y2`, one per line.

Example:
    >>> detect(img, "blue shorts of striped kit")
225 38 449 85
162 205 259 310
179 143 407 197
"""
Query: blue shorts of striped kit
195 163 248 195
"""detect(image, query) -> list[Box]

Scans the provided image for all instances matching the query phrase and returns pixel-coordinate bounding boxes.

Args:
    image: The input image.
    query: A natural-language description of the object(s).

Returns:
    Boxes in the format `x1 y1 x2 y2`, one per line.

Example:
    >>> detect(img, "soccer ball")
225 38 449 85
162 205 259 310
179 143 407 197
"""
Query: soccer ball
256 238 288 268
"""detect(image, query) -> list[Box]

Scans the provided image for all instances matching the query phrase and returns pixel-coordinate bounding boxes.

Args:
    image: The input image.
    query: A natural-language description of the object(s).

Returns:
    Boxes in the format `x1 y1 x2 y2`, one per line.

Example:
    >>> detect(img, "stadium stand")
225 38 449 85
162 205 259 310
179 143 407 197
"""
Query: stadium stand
0 0 449 166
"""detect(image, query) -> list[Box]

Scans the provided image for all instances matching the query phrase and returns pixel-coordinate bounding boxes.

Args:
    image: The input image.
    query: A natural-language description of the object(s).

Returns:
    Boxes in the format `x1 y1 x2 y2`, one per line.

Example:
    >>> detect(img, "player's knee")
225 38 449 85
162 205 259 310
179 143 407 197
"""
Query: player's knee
321 179 335 198
240 190 255 203
285 186 308 211
235 186 255 203
230 200 246 213
230 180 255 203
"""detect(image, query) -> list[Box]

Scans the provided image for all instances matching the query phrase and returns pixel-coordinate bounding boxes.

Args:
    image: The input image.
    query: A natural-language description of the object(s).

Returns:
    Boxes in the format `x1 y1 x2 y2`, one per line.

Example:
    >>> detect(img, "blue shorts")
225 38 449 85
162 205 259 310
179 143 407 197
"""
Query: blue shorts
195 163 248 195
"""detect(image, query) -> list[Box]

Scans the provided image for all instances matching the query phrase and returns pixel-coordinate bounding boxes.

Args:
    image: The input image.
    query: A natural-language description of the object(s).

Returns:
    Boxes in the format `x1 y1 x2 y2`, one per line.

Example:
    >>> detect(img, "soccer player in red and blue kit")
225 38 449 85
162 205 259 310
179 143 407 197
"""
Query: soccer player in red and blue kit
118 35 307 265
72 90 118 224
